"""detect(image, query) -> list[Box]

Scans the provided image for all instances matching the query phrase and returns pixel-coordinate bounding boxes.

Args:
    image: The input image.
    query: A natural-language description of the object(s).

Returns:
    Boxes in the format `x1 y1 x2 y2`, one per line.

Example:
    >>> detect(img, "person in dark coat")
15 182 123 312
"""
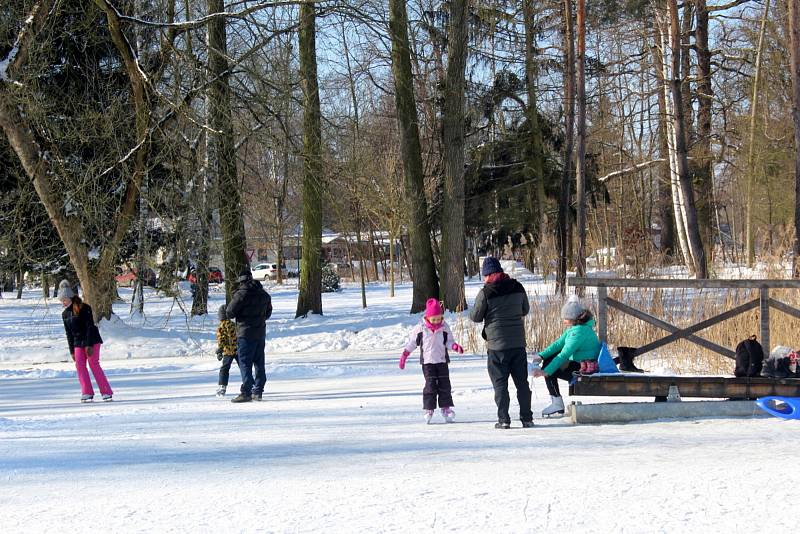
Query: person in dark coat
469 257 533 429
225 269 272 403
58 280 113 402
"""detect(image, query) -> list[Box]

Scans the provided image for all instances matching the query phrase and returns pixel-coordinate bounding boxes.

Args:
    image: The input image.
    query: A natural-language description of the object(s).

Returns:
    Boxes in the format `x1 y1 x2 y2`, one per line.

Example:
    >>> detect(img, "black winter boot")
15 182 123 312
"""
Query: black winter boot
616 346 644 373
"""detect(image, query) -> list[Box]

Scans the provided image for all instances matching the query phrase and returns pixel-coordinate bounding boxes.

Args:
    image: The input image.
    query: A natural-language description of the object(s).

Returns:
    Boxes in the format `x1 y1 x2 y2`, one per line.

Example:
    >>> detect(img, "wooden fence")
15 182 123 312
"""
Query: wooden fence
568 277 800 359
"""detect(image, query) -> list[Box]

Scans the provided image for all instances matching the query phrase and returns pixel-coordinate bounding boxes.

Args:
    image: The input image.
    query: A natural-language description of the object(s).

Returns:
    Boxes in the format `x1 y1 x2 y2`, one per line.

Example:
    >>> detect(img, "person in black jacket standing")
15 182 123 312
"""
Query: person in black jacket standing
57 280 113 402
225 269 272 403
469 257 533 429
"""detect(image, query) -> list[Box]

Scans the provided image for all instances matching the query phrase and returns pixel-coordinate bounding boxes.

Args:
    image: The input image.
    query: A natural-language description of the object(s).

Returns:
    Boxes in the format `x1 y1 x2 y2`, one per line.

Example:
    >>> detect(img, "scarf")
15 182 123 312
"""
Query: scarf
485 272 510 285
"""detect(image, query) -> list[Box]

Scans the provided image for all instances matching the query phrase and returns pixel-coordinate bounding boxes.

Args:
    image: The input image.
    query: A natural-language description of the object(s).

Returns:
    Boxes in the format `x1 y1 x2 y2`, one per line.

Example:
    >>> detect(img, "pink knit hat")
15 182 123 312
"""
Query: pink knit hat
424 298 444 318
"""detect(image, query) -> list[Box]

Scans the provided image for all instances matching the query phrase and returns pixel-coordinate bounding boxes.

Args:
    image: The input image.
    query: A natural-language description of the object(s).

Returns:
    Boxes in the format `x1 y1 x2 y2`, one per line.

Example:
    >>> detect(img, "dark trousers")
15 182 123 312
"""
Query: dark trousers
422 363 454 410
542 354 581 397
218 355 238 386
237 337 266 396
487 348 533 423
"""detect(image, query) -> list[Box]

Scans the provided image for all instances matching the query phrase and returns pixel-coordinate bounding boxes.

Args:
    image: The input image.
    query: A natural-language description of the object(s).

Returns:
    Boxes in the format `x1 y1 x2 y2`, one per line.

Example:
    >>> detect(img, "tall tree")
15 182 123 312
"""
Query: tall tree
665 0 707 277
790 0 800 276
693 0 715 263
557 0 576 294
575 0 587 279
296 1 324 317
745 0 771 267
0 1 152 319
440 0 467 311
208 0 248 303
523 0 547 267
388 0 439 313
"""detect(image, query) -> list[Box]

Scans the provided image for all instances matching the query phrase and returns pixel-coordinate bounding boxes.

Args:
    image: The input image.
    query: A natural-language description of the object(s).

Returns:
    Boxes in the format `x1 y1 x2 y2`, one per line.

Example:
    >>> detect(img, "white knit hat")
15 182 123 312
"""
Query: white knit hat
56 279 75 300
560 294 586 320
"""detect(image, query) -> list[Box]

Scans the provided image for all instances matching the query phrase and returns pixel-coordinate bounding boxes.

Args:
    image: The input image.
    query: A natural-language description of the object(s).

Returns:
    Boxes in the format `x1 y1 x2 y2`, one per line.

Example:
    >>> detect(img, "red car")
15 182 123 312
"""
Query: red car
187 268 224 284
115 268 156 287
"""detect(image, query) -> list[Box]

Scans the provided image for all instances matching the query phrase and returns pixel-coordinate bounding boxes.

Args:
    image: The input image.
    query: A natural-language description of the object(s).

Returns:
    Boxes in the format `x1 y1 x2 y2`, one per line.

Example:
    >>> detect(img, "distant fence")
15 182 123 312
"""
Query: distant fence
568 277 800 359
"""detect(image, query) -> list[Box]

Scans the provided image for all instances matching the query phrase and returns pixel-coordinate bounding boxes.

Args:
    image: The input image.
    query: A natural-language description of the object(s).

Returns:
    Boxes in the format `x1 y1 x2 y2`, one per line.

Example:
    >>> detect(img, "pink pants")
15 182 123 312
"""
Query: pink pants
74 344 113 396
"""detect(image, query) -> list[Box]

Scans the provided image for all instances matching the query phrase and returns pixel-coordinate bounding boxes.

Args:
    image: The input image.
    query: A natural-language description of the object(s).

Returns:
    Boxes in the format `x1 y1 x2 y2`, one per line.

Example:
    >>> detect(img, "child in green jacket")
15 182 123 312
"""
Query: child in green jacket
532 295 601 417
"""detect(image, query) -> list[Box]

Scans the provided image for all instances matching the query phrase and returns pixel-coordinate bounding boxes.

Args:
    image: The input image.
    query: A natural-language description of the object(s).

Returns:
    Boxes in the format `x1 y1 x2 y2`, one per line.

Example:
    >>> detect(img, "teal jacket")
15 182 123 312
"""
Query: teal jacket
539 319 601 375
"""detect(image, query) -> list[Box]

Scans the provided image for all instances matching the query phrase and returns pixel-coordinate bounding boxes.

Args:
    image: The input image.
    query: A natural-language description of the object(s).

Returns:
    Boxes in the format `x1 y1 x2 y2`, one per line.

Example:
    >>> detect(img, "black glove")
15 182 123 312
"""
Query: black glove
215 347 224 361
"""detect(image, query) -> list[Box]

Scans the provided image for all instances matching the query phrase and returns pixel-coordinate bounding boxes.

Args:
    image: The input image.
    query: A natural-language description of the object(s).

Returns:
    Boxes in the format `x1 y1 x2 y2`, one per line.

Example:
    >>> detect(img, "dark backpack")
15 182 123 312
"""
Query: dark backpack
735 336 764 378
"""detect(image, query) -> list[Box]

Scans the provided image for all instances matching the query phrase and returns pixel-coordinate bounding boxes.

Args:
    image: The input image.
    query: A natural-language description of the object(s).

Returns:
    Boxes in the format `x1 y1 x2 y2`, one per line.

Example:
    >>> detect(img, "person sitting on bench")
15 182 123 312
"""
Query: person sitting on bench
532 295 601 417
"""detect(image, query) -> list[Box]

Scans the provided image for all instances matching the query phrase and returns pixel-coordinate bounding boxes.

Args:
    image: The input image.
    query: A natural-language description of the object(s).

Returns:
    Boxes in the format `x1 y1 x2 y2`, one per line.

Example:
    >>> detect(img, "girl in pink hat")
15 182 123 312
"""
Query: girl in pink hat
400 298 464 423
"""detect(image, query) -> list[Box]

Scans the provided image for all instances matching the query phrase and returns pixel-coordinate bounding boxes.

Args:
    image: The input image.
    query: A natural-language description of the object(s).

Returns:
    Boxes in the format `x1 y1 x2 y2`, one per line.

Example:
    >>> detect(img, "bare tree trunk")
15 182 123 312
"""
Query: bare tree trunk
354 203 368 308
655 25 692 271
575 0 587 279
208 0 248 303
745 0 771 267
664 0 707 277
440 0 467 311
389 226 397 297
693 0 715 264
789 0 800 276
296 2 324 317
389 0 439 312
557 0 576 294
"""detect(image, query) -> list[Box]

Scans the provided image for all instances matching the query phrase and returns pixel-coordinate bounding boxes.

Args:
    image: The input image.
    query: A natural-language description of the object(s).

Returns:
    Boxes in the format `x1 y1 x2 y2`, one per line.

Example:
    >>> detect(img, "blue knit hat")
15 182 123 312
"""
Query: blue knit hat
481 256 503 277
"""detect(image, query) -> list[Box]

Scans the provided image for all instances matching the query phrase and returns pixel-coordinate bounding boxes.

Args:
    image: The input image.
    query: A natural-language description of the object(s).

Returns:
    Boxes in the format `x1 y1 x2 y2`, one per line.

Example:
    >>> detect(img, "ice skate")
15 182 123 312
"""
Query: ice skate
80 394 93 403
216 385 226 397
102 394 113 402
424 409 434 424
541 396 565 418
441 407 455 423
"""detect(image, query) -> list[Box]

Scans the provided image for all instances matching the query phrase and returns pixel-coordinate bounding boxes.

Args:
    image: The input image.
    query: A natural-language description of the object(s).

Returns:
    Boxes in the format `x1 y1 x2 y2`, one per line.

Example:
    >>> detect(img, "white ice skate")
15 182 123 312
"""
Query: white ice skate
424 409 434 424
541 396 565 418
80 394 93 403
216 385 226 397
102 394 113 402
442 407 455 423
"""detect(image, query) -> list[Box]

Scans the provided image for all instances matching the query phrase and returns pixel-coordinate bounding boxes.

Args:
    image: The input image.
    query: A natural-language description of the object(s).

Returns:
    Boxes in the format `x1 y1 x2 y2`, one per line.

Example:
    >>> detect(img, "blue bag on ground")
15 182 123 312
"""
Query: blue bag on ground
597 342 619 374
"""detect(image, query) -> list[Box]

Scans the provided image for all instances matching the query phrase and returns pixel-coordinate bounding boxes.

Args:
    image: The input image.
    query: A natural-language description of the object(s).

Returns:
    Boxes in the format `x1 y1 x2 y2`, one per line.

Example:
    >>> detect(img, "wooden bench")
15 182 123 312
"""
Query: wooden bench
570 374 800 401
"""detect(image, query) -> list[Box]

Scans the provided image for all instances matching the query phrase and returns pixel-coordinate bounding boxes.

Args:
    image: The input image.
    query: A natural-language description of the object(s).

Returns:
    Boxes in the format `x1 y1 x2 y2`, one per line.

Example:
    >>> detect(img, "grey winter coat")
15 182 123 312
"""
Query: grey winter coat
469 276 529 350
225 279 272 340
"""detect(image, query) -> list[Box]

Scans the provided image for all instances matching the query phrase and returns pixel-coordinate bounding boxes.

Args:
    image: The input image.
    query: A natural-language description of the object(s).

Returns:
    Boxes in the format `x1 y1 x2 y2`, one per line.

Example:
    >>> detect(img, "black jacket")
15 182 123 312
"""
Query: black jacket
62 304 103 355
226 279 272 340
469 276 529 350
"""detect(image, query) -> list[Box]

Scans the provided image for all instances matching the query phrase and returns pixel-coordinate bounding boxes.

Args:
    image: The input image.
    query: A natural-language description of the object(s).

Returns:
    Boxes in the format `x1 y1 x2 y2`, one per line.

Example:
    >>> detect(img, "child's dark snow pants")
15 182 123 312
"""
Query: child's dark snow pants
422 362 454 410
218 355 239 386
541 353 581 397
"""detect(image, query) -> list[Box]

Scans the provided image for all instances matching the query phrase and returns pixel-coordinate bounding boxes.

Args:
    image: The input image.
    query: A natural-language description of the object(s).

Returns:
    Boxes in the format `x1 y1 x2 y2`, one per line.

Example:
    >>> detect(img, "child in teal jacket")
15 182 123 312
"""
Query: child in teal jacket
532 295 601 417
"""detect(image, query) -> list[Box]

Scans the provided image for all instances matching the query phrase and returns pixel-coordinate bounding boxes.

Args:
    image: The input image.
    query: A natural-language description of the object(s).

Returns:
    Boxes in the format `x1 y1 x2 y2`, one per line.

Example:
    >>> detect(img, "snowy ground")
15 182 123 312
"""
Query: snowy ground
2 353 799 533
2 264 800 532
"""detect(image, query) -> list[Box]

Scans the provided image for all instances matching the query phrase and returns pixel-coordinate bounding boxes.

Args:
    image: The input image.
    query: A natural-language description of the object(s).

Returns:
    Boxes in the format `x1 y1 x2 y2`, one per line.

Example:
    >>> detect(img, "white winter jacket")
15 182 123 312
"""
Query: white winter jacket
403 320 458 365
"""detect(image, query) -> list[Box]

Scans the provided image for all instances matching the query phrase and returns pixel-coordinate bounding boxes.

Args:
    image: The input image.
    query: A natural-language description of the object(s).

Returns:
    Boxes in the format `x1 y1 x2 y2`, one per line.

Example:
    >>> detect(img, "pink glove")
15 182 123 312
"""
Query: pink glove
451 343 464 354
399 350 410 370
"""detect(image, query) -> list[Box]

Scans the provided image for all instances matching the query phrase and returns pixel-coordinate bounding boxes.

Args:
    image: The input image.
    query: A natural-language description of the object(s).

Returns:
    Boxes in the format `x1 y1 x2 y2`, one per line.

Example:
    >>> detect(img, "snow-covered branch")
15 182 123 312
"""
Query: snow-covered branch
0 1 53 83
116 1 320 31
598 159 666 183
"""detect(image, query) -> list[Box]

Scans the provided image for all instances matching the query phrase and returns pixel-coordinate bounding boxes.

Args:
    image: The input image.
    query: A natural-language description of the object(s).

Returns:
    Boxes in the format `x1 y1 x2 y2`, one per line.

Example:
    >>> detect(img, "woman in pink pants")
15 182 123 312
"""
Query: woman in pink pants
58 280 113 402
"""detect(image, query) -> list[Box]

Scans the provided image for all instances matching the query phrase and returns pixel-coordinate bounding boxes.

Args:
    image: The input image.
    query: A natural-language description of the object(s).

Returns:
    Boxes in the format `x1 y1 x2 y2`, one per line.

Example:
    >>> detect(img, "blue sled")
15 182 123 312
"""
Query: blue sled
756 396 800 420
